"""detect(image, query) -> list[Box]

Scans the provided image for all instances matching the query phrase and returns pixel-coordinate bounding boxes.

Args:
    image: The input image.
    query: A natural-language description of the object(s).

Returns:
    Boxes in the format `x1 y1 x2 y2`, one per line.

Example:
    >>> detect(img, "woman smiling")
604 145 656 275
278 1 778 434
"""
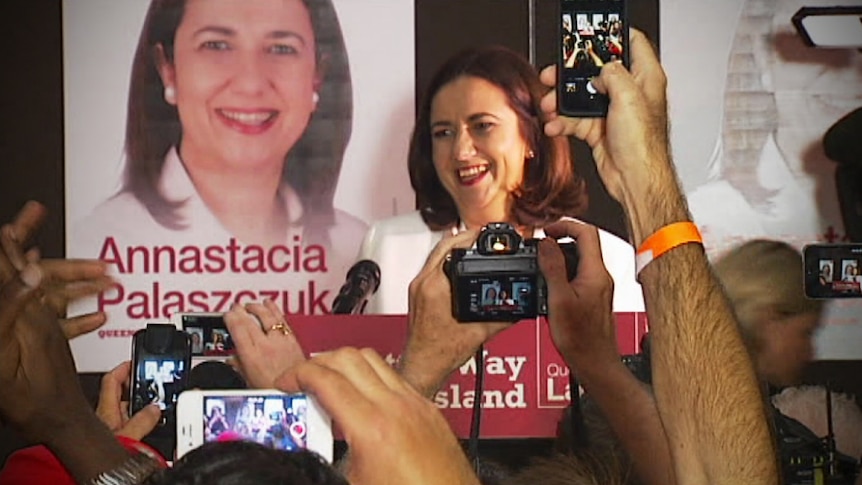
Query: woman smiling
358 46 644 314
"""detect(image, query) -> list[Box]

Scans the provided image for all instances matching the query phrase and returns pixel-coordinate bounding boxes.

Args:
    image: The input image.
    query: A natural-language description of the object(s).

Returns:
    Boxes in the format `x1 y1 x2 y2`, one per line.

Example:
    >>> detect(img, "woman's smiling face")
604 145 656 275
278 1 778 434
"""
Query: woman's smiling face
158 0 319 172
429 75 530 223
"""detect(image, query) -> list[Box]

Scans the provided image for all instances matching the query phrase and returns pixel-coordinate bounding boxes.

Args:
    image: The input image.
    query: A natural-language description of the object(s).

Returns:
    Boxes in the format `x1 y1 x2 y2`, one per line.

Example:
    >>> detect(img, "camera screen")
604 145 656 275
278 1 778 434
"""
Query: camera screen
182 314 235 356
132 357 188 413
457 274 537 320
804 244 862 298
203 394 309 451
560 0 625 113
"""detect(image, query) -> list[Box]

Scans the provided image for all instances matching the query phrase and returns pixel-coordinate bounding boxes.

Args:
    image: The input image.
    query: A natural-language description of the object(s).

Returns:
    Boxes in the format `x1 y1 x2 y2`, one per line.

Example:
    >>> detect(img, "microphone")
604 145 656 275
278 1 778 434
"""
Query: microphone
331 260 381 314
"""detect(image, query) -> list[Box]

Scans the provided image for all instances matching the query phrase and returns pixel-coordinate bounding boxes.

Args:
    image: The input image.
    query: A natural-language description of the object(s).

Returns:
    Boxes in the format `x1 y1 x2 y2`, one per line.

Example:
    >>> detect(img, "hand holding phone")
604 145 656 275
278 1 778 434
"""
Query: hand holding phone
130 324 192 423
274 348 478 485
558 0 629 117
96 361 161 440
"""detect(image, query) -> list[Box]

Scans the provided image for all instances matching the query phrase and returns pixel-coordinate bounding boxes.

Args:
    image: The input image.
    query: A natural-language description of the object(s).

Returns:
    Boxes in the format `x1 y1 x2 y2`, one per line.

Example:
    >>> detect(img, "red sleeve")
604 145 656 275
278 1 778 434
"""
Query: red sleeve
0 436 166 485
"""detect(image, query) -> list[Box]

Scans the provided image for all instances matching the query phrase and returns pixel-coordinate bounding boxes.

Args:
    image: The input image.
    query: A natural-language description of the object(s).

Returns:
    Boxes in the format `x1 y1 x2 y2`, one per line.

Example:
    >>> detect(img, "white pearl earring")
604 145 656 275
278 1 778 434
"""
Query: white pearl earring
312 92 320 105
164 86 176 104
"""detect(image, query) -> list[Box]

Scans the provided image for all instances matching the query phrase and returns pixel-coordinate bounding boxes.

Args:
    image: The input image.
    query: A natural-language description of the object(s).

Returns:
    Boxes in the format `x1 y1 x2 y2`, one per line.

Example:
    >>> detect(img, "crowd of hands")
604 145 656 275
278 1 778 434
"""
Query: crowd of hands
0 30 779 485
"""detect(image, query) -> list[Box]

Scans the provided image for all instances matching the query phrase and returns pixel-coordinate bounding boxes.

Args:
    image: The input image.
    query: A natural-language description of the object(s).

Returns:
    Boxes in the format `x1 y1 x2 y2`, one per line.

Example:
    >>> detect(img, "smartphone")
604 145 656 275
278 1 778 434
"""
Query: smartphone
172 312 235 359
176 390 333 462
130 324 192 423
803 243 862 299
558 0 629 117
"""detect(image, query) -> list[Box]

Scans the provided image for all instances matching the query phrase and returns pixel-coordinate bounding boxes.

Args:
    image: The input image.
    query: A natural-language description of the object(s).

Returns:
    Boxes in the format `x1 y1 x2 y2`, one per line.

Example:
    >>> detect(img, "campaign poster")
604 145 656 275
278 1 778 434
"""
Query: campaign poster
64 0 415 372
661 0 862 357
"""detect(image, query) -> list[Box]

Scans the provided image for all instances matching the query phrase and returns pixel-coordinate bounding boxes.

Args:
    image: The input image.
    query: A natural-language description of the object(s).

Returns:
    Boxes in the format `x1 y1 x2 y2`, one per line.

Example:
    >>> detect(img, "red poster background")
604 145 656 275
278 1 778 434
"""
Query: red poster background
284 312 648 438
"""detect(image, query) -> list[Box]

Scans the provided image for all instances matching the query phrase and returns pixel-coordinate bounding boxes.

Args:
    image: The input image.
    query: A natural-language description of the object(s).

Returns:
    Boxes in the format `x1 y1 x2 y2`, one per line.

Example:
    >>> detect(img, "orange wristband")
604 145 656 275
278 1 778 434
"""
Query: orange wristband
635 222 703 274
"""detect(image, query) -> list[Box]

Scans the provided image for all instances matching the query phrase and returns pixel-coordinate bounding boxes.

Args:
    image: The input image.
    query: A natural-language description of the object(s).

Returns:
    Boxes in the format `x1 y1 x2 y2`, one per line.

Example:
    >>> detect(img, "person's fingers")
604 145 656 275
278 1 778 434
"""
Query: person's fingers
245 301 283 334
542 220 605 278
628 30 668 124
96 361 131 426
60 312 108 340
0 264 43 343
25 247 40 264
224 356 245 377
263 299 289 330
39 259 109 284
313 347 393 398
1 225 28 272
539 64 557 88
356 347 412 394
419 229 479 277
537 239 571 293
9 201 47 247
117 403 161 440
540 88 558 116
224 303 258 353
590 61 639 109
274 352 380 442
47 276 117 302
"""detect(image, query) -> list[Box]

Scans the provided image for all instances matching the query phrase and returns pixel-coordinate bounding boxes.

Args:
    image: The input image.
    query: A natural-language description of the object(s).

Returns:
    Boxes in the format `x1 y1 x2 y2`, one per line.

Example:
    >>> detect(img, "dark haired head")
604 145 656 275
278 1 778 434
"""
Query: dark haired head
143 441 347 485
409 45 587 230
124 0 352 229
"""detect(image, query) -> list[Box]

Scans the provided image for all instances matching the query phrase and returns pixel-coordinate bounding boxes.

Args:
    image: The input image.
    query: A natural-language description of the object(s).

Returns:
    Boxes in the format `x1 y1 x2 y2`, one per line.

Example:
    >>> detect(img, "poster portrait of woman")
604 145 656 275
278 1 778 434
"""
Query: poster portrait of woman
64 0 416 371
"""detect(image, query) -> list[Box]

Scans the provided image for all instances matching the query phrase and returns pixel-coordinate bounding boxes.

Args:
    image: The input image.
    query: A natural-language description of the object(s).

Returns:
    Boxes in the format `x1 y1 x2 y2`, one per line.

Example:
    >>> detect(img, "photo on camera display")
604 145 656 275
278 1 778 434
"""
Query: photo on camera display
458 274 538 321
804 244 862 298
559 0 627 116
203 394 308 451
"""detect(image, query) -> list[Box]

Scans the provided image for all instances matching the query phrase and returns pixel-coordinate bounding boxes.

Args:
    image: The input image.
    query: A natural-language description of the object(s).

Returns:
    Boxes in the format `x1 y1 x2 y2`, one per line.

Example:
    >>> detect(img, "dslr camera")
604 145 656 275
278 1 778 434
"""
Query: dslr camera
444 222 578 322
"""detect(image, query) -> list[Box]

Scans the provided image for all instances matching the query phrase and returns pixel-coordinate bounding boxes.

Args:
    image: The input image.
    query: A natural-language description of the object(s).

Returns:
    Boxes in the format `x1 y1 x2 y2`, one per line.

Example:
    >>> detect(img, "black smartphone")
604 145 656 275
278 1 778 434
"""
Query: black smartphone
130 324 192 424
803 243 862 299
558 0 629 117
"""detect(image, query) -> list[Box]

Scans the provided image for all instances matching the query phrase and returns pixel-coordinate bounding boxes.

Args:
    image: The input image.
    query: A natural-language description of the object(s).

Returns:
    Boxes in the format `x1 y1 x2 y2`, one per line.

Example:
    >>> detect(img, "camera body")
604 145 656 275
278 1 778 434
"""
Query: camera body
444 222 578 322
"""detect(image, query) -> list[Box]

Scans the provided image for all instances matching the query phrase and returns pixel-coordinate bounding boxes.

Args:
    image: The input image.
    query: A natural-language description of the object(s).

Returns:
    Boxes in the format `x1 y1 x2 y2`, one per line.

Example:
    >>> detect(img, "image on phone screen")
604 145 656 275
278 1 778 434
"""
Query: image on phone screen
559 0 627 116
803 244 862 299
180 313 235 357
203 394 309 451
132 357 188 413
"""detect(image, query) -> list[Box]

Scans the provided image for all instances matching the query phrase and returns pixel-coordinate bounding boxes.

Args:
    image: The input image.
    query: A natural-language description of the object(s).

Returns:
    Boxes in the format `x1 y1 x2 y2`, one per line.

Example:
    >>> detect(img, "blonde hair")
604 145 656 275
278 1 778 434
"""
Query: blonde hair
713 239 823 350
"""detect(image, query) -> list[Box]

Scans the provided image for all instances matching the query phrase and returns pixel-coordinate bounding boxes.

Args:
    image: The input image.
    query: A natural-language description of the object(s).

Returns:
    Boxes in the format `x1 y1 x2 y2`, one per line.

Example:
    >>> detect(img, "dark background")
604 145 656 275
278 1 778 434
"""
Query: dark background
3 0 857 471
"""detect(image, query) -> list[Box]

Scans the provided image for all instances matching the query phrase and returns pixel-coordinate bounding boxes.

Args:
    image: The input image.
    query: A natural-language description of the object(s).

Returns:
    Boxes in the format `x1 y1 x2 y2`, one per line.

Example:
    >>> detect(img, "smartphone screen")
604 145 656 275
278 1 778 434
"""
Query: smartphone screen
180 313 235 357
131 328 192 417
803 244 862 299
559 0 628 117
202 394 310 451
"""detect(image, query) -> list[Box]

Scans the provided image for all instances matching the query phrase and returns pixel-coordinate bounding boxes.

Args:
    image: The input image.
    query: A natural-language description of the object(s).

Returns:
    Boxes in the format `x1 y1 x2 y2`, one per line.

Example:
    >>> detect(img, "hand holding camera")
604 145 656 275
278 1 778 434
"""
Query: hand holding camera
400 229 510 398
537 220 619 370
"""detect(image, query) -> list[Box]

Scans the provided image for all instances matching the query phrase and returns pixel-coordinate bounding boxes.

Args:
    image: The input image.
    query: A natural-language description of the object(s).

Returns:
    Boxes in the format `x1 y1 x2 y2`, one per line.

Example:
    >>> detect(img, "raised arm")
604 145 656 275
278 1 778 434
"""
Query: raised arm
537 219 675 485
541 30 777 485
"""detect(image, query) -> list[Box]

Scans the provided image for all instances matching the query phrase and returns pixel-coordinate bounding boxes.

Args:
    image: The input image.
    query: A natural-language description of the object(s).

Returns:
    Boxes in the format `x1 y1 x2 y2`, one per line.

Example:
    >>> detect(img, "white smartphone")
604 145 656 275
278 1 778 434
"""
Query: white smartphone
171 312 235 362
176 389 333 462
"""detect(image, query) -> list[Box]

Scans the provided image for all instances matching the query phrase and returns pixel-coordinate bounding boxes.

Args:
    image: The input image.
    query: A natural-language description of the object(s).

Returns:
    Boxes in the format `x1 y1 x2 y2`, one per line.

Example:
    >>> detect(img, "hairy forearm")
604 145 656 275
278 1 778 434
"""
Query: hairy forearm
398 338 459 400
577 359 676 485
625 167 777 484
